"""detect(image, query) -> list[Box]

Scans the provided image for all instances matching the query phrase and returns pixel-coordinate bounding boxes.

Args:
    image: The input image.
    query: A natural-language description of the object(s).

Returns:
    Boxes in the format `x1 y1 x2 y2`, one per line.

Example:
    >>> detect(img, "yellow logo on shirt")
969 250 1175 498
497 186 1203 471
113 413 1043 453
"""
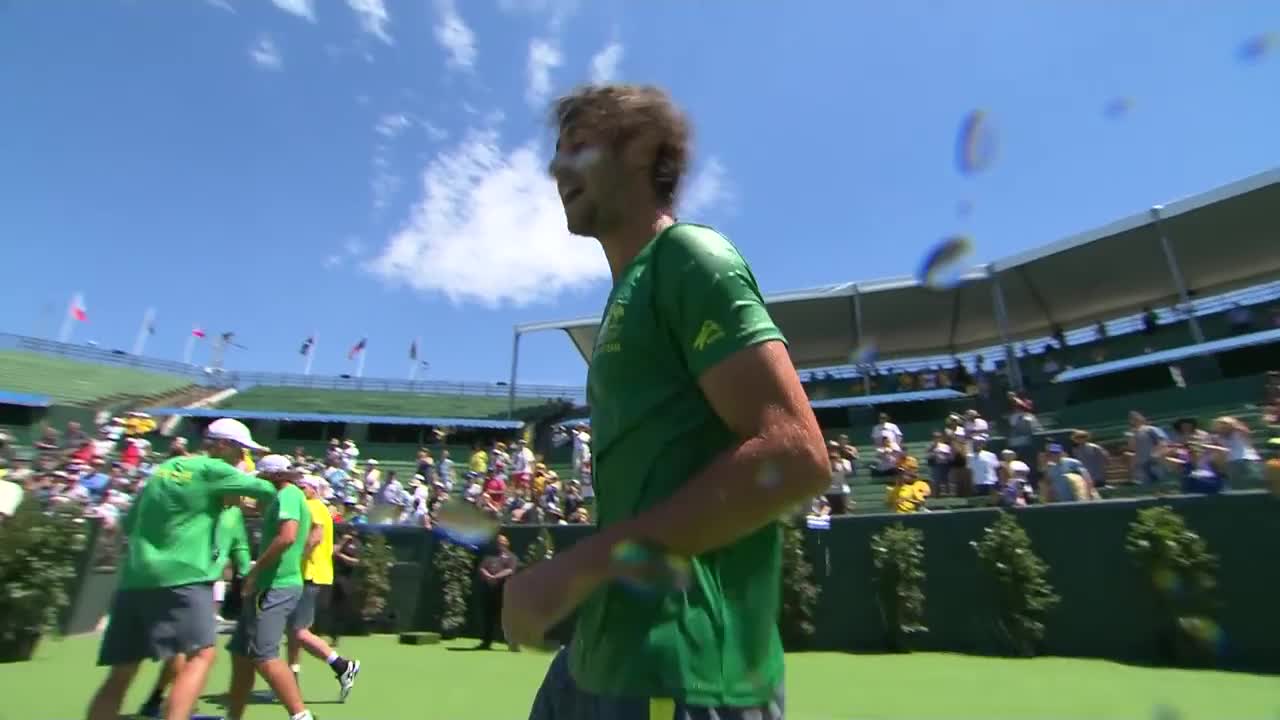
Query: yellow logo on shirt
594 303 625 355
692 320 724 351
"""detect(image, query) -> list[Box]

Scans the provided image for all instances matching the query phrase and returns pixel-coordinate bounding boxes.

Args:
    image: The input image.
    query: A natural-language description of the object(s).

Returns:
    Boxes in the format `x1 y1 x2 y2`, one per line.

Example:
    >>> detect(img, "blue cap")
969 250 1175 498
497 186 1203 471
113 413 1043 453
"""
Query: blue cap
1047 443 1064 453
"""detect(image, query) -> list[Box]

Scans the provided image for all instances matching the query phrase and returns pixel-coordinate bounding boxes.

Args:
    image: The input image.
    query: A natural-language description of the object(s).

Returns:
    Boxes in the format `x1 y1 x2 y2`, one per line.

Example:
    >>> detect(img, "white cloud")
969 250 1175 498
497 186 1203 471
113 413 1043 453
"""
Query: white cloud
270 0 314 21
680 157 732 218
433 0 476 71
369 127 608 308
205 0 235 12
323 254 342 269
525 38 562 108
588 41 623 83
249 36 283 70
374 112 411 138
343 237 366 255
346 0 391 44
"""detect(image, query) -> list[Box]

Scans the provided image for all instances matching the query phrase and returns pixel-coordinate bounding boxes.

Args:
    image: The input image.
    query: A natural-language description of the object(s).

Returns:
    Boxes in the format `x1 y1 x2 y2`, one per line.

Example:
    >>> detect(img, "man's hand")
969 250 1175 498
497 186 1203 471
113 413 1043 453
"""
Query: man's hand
501 536 612 647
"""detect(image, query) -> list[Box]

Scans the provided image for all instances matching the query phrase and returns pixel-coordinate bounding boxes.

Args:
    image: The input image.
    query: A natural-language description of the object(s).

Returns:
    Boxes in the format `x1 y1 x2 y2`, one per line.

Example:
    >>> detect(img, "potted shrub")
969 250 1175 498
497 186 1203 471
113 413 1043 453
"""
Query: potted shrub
778 517 820 650
0 502 89 662
356 532 395 633
971 511 1060 657
1125 506 1220 666
871 523 928 652
434 539 476 639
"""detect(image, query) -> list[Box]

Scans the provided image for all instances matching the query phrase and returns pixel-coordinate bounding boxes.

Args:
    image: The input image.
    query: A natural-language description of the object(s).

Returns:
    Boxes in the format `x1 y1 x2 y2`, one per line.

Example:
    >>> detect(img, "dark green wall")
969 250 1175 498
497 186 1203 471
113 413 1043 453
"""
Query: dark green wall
64 493 1280 672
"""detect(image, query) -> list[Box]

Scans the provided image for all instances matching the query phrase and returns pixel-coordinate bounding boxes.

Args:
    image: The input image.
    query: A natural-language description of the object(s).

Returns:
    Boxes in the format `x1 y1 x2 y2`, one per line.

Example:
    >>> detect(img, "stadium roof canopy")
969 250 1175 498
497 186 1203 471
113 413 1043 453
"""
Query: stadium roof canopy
145 407 525 430
0 390 52 408
1052 327 1280 384
516 167 1280 371
809 388 965 409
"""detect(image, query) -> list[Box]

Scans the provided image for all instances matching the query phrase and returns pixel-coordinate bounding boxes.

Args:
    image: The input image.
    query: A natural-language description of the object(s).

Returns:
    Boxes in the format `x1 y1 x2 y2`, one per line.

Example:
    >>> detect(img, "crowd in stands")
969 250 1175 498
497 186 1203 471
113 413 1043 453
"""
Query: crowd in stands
810 377 1277 519
0 418 599 535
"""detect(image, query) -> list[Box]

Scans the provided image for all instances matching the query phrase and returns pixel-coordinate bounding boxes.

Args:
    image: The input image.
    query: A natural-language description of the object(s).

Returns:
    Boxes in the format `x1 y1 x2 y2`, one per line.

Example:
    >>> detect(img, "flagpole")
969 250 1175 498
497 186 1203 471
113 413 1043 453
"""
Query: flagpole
59 292 82 344
409 337 420 381
303 332 316 376
132 307 156 356
356 348 366 378
183 331 197 365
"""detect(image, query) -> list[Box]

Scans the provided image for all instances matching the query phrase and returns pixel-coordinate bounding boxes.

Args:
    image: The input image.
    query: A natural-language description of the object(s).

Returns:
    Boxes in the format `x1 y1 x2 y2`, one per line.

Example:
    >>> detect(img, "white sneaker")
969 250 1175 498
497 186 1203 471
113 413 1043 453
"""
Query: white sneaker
337 659 361 702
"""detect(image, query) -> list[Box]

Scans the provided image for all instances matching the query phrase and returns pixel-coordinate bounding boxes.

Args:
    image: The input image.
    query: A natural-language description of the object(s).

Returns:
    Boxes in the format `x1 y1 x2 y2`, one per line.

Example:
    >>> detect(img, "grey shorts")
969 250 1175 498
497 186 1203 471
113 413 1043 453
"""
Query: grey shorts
528 647 785 720
97 583 216 666
287 583 328 631
228 586 303 662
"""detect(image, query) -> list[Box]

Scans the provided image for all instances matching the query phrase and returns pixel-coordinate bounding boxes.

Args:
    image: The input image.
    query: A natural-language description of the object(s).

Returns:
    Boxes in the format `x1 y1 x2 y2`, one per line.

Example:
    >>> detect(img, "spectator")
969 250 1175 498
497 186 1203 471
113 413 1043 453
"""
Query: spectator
824 441 852 515
925 431 952 494
968 435 999 502
1041 443 1097 503
943 414 969 496
872 434 902 480
871 413 903 447
1212 416 1262 488
885 458 930 513
998 449 1031 507
1128 411 1168 485
1180 442 1224 495
1070 430 1111 489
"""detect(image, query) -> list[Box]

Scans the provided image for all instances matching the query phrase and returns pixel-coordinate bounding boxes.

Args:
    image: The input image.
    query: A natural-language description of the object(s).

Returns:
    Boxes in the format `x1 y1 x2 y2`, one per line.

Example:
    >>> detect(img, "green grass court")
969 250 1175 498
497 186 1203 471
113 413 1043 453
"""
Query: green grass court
7 634 1277 719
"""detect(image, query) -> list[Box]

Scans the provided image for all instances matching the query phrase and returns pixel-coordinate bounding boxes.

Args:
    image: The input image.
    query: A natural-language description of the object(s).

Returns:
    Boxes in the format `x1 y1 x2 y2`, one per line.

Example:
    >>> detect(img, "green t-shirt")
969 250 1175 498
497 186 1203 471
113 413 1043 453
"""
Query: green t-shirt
119 454 276 590
215 505 252 577
569 223 788 706
255 484 311 589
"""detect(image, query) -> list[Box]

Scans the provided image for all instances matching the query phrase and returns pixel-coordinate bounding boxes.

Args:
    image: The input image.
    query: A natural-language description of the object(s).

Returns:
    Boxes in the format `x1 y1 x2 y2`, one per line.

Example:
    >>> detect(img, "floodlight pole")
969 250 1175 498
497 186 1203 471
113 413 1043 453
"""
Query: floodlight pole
850 285 870 396
507 329 522 419
987 265 1023 392
1150 205 1205 345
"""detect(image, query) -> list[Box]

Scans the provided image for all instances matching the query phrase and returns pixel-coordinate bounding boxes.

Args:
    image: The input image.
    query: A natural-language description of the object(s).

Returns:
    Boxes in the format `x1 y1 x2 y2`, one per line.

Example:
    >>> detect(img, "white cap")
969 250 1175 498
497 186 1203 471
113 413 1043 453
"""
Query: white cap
257 454 293 473
297 474 323 489
206 418 266 450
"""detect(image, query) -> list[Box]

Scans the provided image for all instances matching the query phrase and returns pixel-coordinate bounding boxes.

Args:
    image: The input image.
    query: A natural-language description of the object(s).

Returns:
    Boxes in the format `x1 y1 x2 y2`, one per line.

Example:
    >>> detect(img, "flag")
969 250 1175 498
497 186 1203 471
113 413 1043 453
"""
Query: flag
192 327 206 338
300 336 315 356
146 318 156 335
409 339 418 361
348 338 367 359
221 331 235 343
71 297 87 322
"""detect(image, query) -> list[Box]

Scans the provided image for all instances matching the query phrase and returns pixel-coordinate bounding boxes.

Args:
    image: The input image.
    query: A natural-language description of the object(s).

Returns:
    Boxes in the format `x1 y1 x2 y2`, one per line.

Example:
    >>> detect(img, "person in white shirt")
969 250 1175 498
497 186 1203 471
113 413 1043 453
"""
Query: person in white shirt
511 439 535 491
341 439 360 472
968 435 999 502
999 449 1031 507
963 410 989 456
872 435 902 479
571 424 591 480
870 413 903 448
824 441 852 515
1211 416 1262 488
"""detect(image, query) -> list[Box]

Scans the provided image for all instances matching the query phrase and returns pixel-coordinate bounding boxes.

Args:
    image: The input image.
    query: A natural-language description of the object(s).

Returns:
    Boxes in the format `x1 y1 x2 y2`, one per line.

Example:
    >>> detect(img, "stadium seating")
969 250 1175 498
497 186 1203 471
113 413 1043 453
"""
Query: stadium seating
221 385 552 419
0 351 194 408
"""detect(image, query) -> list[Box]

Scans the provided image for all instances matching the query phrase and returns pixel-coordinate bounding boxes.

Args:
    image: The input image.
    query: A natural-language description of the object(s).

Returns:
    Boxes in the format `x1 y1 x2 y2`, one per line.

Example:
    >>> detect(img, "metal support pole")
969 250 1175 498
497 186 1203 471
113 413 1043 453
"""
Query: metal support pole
507 329 522 419
1150 205 1205 345
851 285 870 396
988 265 1023 392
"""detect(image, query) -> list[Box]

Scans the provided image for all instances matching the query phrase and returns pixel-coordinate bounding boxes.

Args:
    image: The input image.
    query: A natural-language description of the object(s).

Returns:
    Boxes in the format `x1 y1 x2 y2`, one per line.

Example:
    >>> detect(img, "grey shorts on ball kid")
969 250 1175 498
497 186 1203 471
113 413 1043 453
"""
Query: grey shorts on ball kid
528 647 785 720
228 586 304 662
287 583 326 631
97 583 216 666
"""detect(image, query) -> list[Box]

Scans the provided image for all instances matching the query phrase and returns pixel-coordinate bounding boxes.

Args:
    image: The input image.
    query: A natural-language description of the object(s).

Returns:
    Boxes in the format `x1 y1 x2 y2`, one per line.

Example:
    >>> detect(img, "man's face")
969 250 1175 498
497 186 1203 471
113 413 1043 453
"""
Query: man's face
208 439 242 465
551 125 625 238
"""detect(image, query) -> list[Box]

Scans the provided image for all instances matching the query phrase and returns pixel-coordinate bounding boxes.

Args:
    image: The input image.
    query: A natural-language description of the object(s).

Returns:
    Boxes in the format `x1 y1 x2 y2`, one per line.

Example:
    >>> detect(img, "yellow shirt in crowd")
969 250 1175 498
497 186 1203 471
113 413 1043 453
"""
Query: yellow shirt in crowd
303 497 334 585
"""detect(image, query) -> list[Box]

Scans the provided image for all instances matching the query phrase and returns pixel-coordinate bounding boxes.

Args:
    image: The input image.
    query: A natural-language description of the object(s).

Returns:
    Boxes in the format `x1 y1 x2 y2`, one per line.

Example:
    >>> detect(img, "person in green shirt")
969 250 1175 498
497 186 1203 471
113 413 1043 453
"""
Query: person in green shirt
224 454 315 720
136 496 253 719
88 418 279 720
504 84 829 719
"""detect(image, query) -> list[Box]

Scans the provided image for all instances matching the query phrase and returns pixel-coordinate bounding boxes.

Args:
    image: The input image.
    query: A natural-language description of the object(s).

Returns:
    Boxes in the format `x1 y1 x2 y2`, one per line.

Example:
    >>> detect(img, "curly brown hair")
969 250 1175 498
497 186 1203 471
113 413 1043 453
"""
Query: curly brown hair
548 83 690 208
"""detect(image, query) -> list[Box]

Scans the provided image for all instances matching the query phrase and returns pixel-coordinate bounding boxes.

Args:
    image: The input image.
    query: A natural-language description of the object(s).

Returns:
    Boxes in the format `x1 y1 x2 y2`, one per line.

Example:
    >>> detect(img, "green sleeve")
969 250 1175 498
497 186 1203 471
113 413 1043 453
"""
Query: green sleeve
656 224 786 378
229 526 253 576
277 487 306 523
205 460 277 501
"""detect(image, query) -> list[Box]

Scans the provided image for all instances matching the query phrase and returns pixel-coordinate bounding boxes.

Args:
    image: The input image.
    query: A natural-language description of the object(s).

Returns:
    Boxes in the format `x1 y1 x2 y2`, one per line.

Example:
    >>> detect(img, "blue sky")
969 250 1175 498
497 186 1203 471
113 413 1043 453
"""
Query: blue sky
1 1 1277 387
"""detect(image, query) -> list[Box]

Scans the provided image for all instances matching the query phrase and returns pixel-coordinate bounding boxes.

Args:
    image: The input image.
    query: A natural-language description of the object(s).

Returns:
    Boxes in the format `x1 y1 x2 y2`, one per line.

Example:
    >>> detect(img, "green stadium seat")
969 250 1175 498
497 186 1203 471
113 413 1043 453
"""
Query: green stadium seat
222 386 551 419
